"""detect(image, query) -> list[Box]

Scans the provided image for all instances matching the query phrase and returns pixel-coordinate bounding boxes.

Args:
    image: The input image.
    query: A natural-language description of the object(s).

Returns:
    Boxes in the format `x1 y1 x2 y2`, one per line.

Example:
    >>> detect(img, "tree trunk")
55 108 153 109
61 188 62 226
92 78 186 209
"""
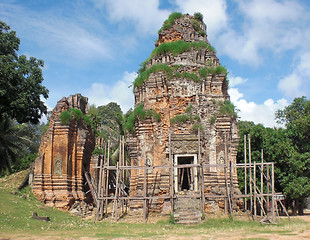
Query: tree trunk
297 198 304 215
292 199 298 216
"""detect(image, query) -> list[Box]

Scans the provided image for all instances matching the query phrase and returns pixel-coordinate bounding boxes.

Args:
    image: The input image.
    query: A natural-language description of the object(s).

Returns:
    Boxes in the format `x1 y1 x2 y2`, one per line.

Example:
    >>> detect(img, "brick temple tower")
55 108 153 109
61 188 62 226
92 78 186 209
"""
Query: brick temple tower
33 94 95 210
127 13 240 214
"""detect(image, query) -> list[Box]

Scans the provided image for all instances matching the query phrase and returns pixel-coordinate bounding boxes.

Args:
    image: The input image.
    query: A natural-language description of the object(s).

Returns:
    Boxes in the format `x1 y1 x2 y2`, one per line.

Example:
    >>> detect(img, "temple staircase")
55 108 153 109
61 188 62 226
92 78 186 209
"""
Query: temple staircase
174 192 202 225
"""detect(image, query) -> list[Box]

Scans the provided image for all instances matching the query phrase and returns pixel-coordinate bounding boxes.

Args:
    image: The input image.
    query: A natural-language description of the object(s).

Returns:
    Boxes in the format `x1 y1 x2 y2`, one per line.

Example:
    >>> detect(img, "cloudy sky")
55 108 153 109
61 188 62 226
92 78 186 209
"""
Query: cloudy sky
1 0 309 127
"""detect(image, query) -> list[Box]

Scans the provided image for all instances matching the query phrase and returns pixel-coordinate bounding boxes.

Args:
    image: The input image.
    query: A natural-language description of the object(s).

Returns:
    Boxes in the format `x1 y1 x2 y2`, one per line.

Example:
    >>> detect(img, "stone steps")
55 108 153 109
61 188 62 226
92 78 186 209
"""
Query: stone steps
174 193 202 225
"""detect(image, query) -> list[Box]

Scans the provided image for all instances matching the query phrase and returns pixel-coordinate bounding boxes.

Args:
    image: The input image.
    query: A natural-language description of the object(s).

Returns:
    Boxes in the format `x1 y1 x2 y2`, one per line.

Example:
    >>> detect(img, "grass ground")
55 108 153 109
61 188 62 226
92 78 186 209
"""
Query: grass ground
0 171 309 239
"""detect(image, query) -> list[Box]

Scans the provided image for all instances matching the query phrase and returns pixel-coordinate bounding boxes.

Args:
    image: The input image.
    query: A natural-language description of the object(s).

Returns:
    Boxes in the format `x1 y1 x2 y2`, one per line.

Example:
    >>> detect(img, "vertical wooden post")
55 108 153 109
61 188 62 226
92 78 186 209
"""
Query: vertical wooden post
118 137 123 216
248 134 252 215
143 159 147 222
244 135 247 211
95 154 104 221
198 129 205 216
224 132 232 216
253 162 257 220
267 164 270 214
111 162 120 223
260 149 264 216
271 162 275 223
169 132 174 215
105 140 110 216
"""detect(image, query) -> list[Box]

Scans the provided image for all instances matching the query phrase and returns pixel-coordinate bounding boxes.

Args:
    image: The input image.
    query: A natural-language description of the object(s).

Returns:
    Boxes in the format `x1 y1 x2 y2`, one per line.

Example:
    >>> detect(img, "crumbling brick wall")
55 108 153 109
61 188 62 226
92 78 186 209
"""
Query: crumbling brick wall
33 94 95 210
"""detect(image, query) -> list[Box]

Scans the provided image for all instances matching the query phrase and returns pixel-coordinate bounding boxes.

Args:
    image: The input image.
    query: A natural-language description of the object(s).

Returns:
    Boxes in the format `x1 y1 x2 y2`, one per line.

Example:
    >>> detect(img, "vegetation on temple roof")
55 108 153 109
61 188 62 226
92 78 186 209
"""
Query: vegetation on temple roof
59 108 91 126
158 12 183 33
150 41 215 58
134 63 228 89
170 104 204 133
124 103 161 134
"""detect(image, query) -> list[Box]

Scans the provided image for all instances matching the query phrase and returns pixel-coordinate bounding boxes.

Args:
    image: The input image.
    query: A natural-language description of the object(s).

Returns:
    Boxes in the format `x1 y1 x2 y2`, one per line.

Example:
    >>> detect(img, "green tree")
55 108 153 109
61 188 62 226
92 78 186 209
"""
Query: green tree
237 97 310 215
276 96 310 153
0 118 23 174
0 21 49 124
275 96 310 214
0 118 45 175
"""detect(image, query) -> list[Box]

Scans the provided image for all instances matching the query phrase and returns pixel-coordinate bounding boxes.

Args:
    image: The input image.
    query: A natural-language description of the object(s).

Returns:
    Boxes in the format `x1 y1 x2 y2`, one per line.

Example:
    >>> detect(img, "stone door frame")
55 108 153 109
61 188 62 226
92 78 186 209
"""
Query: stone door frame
174 153 198 193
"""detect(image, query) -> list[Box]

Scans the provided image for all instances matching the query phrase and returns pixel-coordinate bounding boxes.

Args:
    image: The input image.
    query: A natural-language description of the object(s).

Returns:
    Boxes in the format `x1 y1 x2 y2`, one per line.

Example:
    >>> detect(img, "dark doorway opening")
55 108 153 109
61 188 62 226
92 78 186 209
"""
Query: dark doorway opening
178 156 194 191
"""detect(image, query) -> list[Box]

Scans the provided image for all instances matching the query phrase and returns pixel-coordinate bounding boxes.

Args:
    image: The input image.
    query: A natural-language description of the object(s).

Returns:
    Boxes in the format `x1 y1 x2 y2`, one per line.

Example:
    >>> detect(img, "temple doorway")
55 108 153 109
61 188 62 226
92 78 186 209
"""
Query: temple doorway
174 154 198 193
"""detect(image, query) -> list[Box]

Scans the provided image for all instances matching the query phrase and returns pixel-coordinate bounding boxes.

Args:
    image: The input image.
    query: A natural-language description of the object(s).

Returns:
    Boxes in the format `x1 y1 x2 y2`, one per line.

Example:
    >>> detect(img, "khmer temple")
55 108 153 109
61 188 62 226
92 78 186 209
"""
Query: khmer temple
33 94 95 210
126 13 240 217
32 13 244 223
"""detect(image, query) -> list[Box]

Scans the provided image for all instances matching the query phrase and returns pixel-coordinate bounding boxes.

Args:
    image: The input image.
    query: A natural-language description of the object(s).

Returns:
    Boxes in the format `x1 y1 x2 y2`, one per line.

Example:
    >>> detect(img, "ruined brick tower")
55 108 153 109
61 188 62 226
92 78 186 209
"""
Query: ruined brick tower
127 13 240 213
33 94 95 210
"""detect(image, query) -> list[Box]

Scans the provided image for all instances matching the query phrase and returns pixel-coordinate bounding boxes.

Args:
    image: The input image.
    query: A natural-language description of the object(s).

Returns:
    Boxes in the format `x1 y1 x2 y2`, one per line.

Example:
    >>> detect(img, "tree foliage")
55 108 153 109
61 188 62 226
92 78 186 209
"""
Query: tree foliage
237 97 310 215
0 21 48 124
0 118 45 175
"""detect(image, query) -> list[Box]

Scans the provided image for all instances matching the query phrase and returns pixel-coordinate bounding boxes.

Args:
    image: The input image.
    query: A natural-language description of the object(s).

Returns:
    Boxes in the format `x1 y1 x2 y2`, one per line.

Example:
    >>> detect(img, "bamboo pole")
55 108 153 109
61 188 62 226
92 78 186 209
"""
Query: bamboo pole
143 160 147 222
260 149 264 216
119 137 124 216
105 140 110 216
169 131 174 215
244 135 247 211
267 164 270 214
248 134 253 215
254 162 257 220
199 129 205 216
111 162 120 223
271 162 275 223
224 132 232 216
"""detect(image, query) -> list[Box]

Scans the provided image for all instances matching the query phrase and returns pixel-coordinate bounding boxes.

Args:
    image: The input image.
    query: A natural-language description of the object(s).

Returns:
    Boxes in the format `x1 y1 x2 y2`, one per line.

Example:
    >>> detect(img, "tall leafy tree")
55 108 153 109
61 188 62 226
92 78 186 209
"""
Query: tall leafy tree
0 21 49 124
237 97 310 215
0 118 21 174
275 96 310 214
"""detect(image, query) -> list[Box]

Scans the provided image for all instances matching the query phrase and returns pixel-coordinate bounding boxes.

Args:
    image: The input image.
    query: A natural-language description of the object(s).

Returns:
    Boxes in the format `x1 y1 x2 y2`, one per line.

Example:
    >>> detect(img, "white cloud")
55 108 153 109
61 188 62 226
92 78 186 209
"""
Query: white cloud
86 71 136 113
229 88 288 127
214 0 307 66
278 51 310 98
92 0 170 34
278 73 303 98
237 0 303 23
228 75 248 87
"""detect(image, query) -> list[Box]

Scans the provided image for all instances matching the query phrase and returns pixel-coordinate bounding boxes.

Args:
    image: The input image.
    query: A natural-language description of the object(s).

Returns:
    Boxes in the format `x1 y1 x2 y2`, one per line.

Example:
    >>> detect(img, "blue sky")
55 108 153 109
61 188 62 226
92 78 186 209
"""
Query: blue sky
1 0 309 127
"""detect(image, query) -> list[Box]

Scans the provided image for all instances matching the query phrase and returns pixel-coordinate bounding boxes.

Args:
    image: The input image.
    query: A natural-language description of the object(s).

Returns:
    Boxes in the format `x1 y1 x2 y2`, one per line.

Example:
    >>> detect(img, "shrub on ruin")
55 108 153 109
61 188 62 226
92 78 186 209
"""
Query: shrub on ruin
194 12 204 22
134 64 173 88
158 12 183 33
210 114 217 124
170 114 189 124
191 19 201 32
59 111 72 125
151 41 215 59
220 100 238 118
191 123 204 133
70 108 83 121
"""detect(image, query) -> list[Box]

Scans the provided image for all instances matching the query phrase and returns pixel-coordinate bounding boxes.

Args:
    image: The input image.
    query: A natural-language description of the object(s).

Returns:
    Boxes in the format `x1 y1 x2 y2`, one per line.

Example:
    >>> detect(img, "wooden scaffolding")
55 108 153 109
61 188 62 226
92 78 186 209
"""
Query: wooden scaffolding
89 134 288 223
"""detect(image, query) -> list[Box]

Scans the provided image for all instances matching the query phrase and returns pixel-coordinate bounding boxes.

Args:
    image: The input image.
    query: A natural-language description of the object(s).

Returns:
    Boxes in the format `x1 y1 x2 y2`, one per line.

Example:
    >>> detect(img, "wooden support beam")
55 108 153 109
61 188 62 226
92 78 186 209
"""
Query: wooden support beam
105 140 110 216
248 134 253 215
169 131 174 216
271 162 275 223
254 162 257 220
260 149 264 216
244 135 247 211
143 162 147 222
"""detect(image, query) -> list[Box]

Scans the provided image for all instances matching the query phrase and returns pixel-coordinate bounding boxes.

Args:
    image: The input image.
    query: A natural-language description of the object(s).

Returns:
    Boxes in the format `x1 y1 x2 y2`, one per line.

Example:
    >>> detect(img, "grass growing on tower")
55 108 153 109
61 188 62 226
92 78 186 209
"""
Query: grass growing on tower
124 103 161 134
150 41 215 59
158 12 183 33
220 100 238 118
